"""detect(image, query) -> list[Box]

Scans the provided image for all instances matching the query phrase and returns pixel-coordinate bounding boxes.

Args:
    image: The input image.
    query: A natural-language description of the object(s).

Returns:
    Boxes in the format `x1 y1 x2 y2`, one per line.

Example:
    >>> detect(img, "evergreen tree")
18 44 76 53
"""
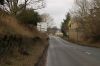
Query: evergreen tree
16 8 42 26
61 13 71 36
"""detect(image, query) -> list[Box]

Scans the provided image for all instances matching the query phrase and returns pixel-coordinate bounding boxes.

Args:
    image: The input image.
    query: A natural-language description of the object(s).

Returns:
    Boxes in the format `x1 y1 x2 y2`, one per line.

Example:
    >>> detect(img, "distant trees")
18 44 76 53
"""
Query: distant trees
61 13 71 36
41 13 54 28
52 26 58 34
41 13 50 22
47 26 58 35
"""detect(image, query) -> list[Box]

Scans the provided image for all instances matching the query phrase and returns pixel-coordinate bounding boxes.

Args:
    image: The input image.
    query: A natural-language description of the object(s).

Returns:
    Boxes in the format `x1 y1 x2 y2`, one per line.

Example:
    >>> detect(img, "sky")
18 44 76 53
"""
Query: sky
38 0 74 28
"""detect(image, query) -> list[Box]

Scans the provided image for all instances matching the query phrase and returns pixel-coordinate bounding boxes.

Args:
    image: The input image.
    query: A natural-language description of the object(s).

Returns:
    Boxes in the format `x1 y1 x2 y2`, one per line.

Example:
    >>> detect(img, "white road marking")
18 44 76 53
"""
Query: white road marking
85 52 91 55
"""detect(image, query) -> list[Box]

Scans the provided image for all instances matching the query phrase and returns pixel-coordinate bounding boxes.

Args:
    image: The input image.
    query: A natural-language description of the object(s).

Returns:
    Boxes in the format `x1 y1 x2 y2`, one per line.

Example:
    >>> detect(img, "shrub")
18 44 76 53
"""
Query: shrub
16 9 42 26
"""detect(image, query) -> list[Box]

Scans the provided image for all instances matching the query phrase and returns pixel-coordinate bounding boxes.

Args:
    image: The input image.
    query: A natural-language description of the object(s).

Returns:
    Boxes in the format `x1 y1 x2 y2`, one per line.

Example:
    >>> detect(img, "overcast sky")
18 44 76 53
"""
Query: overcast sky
38 0 74 28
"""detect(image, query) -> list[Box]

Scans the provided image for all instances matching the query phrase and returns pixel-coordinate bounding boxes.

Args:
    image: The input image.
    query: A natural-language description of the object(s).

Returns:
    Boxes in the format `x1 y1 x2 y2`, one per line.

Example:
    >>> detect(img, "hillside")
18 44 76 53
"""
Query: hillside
0 12 48 66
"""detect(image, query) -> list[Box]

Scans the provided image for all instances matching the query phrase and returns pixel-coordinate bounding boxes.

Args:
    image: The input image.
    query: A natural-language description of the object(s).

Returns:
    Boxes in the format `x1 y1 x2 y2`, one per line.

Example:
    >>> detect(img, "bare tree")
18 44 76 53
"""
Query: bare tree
41 13 54 28
1 0 45 15
71 0 100 40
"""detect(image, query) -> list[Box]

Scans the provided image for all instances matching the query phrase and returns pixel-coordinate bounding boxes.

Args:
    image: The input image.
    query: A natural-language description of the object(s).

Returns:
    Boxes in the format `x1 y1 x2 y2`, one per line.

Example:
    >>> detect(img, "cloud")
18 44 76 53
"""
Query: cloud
38 0 74 28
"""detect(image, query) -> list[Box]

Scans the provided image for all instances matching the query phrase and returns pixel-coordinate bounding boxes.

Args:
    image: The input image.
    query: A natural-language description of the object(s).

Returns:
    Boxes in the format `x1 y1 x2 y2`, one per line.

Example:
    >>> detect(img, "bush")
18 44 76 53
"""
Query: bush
16 9 42 26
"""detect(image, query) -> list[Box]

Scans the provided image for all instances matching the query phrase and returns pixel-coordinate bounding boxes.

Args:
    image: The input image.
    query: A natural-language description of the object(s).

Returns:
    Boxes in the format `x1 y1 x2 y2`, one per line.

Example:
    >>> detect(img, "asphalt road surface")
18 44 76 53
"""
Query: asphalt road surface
46 36 100 66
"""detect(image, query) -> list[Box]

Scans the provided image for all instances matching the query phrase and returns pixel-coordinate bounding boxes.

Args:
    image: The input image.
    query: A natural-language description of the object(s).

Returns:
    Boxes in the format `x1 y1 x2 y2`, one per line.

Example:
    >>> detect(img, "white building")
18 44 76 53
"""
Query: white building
37 22 48 32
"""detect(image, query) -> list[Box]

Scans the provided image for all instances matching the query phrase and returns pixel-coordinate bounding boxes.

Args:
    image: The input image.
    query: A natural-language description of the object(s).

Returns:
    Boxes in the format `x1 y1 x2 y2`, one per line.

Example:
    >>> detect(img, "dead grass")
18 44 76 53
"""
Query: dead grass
62 36 100 48
0 43 47 66
78 41 100 48
0 30 48 66
0 15 40 38
0 13 49 66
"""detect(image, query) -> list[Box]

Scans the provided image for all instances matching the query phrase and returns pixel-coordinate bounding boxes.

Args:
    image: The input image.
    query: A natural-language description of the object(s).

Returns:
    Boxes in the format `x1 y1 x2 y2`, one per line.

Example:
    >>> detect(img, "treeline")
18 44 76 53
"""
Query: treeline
71 0 100 41
61 0 100 42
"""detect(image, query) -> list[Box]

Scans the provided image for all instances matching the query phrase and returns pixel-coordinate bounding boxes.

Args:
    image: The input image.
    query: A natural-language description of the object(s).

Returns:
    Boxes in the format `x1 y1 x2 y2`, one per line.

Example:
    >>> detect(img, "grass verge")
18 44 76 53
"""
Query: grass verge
61 36 100 48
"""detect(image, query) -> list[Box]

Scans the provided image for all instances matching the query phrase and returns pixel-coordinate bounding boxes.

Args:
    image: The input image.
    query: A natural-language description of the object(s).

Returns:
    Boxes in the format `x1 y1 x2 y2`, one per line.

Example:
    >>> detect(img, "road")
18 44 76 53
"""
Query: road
46 36 100 66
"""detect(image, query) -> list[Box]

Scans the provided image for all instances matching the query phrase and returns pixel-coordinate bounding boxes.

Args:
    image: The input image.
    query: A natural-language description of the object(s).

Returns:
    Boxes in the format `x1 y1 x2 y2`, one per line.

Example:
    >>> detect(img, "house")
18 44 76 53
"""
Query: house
37 22 47 32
